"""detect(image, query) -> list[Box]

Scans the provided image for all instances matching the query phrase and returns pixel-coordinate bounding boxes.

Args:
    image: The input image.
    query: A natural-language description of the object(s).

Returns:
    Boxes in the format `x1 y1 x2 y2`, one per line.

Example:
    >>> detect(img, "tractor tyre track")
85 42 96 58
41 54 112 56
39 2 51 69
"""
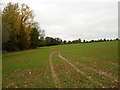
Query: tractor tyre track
49 52 61 88
75 61 118 82
58 51 100 86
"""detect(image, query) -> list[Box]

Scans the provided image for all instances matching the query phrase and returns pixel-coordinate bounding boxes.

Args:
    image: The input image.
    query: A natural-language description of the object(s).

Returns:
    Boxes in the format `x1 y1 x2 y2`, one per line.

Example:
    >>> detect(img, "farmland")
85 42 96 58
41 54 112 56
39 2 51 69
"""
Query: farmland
2 41 118 88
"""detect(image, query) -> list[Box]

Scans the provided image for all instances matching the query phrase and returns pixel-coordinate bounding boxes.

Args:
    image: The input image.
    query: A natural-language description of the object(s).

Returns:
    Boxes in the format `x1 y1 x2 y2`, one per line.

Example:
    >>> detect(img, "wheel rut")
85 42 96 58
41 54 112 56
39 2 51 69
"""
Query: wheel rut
49 52 61 88
58 51 100 86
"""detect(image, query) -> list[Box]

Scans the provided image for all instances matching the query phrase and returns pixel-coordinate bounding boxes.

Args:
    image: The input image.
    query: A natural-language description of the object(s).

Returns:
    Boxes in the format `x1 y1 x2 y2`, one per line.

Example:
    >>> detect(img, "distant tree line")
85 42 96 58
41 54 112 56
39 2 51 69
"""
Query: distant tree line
83 38 119 43
39 37 62 46
63 38 119 44
38 38 119 47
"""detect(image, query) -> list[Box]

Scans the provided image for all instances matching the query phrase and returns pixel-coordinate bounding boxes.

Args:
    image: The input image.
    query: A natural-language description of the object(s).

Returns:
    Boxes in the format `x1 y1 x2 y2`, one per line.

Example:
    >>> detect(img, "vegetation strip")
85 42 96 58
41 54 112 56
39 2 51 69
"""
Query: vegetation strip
58 51 100 86
49 52 61 88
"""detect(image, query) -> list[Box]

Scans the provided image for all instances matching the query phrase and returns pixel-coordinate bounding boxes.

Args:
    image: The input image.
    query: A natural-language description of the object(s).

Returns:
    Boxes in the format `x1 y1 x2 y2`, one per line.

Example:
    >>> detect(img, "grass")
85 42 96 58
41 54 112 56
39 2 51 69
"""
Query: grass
2 41 118 88
59 41 118 75
3 47 55 88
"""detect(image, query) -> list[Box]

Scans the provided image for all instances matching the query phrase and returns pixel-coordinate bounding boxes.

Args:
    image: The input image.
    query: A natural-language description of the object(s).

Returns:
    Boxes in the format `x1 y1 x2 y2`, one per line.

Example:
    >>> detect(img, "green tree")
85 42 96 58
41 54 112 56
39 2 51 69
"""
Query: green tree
63 40 67 44
30 27 39 48
2 2 20 51
78 38 81 43
83 40 85 43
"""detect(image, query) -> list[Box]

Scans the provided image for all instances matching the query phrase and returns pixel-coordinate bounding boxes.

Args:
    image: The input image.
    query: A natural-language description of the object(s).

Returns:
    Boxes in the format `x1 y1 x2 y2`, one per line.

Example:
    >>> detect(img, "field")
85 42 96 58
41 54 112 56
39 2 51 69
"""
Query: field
2 41 118 88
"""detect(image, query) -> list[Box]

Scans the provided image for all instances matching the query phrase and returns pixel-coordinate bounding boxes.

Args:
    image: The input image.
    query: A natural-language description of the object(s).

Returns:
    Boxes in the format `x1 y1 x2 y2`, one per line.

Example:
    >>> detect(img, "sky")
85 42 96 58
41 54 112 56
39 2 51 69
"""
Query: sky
1 0 118 41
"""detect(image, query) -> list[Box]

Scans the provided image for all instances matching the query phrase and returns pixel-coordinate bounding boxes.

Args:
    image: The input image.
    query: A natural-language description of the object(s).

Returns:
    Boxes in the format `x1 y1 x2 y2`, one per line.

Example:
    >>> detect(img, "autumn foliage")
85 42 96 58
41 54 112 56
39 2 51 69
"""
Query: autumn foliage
2 2 41 51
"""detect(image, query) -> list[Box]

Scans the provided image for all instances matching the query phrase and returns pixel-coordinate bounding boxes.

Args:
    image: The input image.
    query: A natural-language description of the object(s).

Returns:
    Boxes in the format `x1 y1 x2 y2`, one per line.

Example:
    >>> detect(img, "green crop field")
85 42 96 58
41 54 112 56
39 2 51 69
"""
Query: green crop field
2 41 118 88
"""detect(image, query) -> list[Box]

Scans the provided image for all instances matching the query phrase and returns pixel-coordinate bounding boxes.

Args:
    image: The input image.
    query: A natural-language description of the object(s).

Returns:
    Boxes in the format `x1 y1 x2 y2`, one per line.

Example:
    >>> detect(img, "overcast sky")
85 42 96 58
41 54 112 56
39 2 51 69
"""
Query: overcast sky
2 0 118 41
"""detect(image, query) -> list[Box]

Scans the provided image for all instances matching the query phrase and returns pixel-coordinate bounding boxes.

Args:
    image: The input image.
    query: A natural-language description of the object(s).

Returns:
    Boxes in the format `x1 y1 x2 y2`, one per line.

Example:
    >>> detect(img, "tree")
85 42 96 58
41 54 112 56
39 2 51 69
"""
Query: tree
115 38 119 40
43 37 62 46
63 40 67 44
30 28 39 48
78 38 81 43
55 38 62 45
18 3 34 50
103 38 106 41
39 29 46 46
39 29 45 40
2 2 37 51
83 40 85 43
90 40 94 43
45 37 52 46
68 41 71 44
2 2 20 51
2 23 12 50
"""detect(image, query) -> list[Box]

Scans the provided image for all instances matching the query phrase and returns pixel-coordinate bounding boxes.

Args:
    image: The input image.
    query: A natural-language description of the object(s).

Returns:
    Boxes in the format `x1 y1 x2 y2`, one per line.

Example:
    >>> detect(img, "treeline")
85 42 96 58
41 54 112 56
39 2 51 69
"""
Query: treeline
66 38 119 44
38 38 81 46
38 38 80 46
38 37 119 47
39 37 62 46
83 38 119 43
2 2 44 51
